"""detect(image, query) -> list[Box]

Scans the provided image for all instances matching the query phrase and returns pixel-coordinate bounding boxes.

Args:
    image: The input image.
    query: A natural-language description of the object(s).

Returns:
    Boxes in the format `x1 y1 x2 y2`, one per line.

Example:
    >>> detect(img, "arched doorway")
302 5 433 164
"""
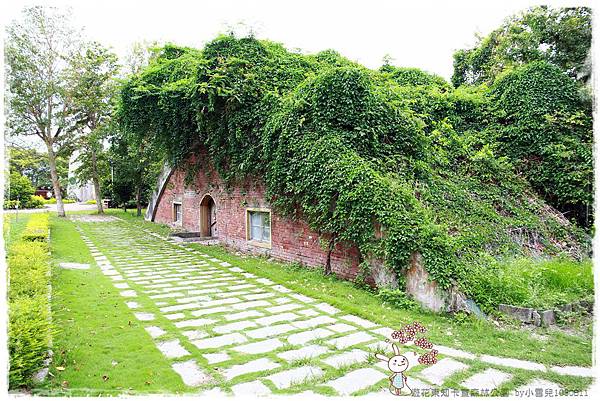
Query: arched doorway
199 194 216 238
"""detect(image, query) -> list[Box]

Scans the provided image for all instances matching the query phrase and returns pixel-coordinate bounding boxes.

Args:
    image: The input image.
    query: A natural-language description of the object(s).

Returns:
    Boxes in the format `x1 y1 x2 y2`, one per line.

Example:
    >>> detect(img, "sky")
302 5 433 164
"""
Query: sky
2 0 593 80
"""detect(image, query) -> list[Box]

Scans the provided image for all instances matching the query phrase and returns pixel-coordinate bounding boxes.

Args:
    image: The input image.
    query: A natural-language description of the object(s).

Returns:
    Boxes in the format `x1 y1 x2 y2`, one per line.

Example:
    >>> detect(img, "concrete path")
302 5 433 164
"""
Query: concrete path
4 202 97 214
72 217 591 396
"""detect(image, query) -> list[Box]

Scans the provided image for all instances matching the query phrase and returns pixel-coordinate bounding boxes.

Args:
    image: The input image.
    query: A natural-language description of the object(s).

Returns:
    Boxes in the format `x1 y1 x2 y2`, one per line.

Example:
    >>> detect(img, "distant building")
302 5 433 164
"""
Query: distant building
35 186 53 199
67 152 95 202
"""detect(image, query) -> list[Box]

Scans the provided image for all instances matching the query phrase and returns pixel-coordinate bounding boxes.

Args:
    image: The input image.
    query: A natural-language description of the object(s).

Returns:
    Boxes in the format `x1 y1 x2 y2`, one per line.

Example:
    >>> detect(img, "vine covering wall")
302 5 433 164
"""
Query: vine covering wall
117 35 588 291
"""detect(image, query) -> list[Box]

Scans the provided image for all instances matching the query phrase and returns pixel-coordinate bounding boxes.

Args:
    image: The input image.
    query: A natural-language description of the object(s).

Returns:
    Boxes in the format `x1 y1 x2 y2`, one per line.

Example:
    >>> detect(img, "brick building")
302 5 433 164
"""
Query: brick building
148 156 362 280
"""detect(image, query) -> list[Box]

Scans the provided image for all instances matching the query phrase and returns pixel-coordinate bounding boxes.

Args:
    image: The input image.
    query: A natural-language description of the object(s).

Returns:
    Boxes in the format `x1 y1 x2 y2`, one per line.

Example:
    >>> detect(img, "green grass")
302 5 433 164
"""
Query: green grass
465 257 594 311
34 215 188 395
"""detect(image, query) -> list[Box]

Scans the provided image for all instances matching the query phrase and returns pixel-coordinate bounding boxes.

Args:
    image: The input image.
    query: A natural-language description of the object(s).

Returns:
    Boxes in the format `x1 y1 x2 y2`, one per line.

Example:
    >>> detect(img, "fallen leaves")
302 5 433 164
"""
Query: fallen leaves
56 366 65 371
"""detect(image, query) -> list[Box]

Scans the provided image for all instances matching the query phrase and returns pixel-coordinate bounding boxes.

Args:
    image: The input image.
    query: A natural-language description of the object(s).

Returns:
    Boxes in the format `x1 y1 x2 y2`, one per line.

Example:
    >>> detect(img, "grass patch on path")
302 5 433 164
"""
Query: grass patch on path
34 216 187 395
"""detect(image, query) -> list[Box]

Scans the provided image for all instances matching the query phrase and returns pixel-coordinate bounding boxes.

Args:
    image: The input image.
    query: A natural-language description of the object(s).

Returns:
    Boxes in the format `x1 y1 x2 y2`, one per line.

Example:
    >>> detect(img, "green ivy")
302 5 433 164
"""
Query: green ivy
117 35 588 290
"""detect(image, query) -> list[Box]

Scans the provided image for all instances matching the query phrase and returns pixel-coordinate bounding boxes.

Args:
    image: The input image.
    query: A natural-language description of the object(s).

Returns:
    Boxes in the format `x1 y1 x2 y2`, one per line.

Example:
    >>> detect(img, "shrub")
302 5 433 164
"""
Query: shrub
26 195 46 209
489 61 593 226
8 297 51 388
21 213 49 242
118 36 588 294
85 199 96 204
8 214 51 389
4 200 20 209
8 242 49 300
5 172 34 205
43 198 76 204
376 288 419 310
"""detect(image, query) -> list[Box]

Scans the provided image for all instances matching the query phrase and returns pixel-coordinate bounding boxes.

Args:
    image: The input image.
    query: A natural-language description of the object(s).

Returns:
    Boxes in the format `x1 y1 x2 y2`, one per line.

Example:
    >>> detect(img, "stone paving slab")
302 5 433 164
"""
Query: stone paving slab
325 367 387 395
223 358 281 380
278 344 330 361
322 349 368 368
204 352 230 364
157 339 190 358
232 338 284 355
59 262 90 270
171 360 212 386
145 326 166 338
419 358 469 386
232 380 272 396
266 366 324 389
326 332 375 349
461 368 512 391
192 333 247 350
480 354 546 372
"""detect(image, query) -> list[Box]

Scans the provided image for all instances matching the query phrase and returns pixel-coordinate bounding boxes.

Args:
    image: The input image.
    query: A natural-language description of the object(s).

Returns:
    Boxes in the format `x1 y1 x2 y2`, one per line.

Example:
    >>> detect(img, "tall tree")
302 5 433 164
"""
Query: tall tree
5 6 82 217
67 42 119 214
7 146 68 188
452 6 591 87
110 41 163 217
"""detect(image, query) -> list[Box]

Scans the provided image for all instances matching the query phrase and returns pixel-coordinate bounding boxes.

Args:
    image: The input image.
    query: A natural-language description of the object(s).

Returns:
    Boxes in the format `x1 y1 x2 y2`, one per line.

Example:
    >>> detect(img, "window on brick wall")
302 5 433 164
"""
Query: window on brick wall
247 209 271 244
173 202 182 223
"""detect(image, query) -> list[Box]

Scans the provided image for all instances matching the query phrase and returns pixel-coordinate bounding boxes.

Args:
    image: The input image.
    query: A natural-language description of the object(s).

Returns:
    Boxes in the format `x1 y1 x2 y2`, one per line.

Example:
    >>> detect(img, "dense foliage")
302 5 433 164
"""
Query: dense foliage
118 35 588 293
489 61 593 226
8 214 52 388
452 6 592 86
7 146 68 188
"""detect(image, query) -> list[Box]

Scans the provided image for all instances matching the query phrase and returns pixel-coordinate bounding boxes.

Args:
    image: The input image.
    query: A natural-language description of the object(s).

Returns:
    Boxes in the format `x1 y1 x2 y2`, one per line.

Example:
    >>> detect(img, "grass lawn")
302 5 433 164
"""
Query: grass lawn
33 214 188 395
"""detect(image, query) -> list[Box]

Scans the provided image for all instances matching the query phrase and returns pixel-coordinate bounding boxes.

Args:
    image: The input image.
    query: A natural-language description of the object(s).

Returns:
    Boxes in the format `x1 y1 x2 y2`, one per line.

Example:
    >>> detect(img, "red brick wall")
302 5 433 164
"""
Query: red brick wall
154 158 361 280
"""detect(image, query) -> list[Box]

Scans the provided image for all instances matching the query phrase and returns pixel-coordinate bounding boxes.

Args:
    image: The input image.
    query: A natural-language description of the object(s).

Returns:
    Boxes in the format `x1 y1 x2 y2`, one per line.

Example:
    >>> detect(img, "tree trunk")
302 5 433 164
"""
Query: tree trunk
136 185 142 217
46 141 66 217
90 148 104 214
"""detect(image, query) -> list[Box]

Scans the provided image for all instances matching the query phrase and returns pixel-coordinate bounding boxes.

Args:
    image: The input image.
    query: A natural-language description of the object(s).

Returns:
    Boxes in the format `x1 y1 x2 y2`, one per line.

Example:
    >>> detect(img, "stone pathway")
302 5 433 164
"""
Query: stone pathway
71 218 591 396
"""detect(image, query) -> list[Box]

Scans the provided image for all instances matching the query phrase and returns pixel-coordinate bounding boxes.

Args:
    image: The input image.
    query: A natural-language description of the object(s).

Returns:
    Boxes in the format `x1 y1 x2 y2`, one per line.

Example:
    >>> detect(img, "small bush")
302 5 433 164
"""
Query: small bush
84 199 96 204
8 297 51 388
4 200 20 209
5 172 34 205
376 288 419 310
26 195 46 209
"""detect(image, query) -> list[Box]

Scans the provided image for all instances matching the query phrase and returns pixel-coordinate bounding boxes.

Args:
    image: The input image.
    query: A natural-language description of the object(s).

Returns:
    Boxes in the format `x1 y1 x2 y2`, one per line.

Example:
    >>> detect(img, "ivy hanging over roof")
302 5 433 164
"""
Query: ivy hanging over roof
117 35 588 290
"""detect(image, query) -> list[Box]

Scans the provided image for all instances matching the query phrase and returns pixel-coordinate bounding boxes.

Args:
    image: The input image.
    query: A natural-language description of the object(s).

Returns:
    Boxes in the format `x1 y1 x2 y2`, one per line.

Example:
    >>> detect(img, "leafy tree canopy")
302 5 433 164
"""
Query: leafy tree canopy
452 6 591 86
7 146 68 189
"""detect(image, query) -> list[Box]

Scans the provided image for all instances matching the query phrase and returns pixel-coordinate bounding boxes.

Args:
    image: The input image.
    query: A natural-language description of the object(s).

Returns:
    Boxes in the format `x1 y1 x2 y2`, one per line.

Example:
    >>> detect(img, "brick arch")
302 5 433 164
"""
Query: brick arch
199 193 217 238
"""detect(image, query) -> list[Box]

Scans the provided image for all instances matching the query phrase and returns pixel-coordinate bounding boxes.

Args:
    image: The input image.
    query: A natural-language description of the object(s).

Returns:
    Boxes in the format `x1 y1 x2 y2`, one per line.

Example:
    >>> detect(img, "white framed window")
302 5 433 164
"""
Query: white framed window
173 202 182 223
246 208 271 246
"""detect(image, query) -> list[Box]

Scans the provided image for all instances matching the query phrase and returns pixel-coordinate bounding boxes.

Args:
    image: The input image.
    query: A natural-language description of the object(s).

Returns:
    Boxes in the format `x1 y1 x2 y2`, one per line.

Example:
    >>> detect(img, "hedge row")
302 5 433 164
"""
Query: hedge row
4 195 46 210
8 213 52 388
